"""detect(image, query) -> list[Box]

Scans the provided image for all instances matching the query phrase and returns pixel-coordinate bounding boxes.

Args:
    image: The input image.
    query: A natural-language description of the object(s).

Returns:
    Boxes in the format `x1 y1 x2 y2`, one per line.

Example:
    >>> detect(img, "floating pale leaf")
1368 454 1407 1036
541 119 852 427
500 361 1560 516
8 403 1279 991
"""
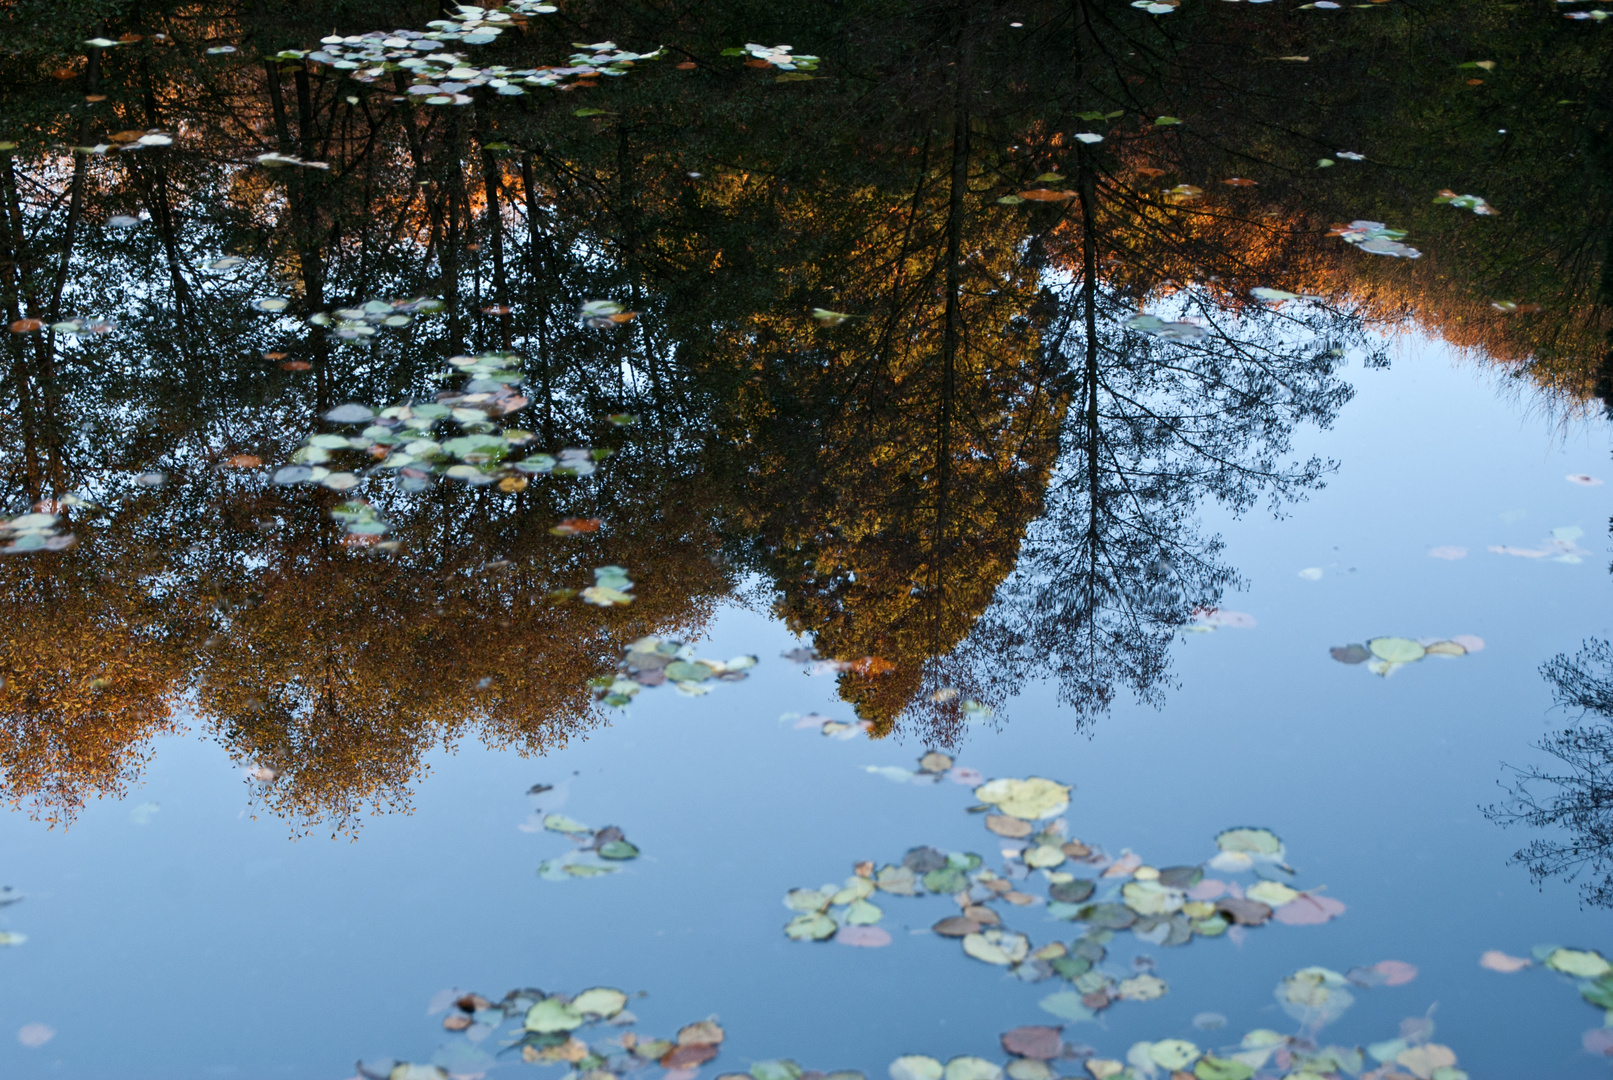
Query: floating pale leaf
1478 950 1531 973
890 1057 944 1080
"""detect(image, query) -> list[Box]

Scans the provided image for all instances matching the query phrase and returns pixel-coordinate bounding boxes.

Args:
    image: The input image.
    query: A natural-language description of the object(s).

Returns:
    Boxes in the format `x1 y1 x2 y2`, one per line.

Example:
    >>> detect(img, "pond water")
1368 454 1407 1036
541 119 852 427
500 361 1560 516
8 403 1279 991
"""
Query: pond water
2 2 1613 1078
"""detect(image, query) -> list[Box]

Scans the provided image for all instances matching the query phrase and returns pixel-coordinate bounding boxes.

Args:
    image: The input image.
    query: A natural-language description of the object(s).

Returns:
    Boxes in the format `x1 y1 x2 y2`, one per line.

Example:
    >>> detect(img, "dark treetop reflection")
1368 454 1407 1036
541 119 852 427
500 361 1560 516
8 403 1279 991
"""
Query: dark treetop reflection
1 0 1609 828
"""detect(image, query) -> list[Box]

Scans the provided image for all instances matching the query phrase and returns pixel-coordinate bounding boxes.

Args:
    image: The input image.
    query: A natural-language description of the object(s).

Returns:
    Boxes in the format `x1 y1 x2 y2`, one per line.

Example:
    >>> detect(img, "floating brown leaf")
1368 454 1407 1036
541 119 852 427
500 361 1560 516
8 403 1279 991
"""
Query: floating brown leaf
1216 897 1273 926
986 814 1034 838
933 916 981 937
1001 1026 1063 1060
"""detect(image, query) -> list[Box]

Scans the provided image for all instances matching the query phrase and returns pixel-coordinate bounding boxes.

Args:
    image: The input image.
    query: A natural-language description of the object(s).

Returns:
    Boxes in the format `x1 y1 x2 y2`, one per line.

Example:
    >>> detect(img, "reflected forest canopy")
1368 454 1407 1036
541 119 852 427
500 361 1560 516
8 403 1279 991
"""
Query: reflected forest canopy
1 0 1608 829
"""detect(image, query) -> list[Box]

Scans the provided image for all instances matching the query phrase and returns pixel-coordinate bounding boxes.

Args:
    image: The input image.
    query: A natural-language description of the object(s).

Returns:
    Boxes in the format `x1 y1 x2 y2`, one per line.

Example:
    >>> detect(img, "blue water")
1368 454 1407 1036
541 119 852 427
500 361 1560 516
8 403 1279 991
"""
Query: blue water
3 336 1610 1078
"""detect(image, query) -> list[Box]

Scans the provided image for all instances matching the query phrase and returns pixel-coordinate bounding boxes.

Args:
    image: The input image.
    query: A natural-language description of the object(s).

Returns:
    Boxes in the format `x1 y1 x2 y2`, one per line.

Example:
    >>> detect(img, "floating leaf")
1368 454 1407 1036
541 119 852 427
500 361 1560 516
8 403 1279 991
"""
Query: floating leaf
1479 950 1531 973
974 777 1071 819
890 1057 944 1080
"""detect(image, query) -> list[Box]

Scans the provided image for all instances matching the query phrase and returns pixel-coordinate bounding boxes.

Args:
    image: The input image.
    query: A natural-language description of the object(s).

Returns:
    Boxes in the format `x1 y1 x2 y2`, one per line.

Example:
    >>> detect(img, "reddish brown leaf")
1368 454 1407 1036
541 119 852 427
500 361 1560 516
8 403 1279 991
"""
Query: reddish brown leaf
1216 897 1273 926
932 916 981 937
662 1043 719 1069
1000 1026 1063 1060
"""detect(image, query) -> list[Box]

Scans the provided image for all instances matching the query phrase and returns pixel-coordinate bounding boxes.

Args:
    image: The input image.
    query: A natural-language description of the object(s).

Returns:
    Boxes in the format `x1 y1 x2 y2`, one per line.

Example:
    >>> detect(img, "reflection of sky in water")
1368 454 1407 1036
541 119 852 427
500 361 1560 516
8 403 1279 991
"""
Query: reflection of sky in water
1 335 1610 1077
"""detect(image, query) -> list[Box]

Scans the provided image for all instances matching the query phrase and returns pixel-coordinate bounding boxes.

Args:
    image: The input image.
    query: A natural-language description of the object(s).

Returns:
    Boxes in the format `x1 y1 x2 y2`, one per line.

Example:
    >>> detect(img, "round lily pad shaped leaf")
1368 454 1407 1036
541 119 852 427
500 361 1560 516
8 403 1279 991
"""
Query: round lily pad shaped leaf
890 1057 944 1080
1149 1041 1201 1071
785 913 838 941
598 840 640 860
324 403 376 424
943 1057 1002 1080
1215 827 1283 856
1116 974 1168 1001
1546 948 1613 978
973 777 1072 820
525 998 585 1032
750 1061 802 1080
1245 881 1298 907
390 1067 449 1080
1368 637 1426 663
1194 1058 1255 1080
572 987 628 1018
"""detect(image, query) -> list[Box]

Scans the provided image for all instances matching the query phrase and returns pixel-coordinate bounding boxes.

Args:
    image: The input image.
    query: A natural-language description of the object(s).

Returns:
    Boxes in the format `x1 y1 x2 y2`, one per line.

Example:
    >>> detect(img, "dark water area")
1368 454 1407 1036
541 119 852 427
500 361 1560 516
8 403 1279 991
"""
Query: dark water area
2 1 1613 1077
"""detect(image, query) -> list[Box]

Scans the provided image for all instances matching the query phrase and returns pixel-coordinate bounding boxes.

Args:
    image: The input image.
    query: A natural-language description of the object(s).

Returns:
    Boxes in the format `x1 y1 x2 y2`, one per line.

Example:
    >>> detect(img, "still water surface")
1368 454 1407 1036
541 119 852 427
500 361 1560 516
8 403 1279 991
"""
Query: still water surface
2 2 1612 1078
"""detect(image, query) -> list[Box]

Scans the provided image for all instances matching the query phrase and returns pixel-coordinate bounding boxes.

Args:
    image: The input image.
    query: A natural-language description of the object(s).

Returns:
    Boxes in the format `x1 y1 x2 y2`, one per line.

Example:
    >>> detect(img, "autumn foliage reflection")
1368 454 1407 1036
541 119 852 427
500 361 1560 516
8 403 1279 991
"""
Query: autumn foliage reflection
1 0 1608 824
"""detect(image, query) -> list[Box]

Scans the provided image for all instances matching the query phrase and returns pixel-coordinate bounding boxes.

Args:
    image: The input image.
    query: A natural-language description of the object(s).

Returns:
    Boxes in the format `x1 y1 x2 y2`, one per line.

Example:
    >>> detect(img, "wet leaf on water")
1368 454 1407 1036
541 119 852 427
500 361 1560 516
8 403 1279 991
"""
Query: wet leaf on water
1271 893 1344 925
1328 220 1421 258
933 916 980 937
890 1057 944 1080
1434 190 1498 215
836 925 892 946
974 777 1071 819
785 913 838 940
986 814 1034 838
1478 950 1531 972
551 517 603 535
325 404 376 424
525 998 586 1032
572 988 628 1018
1116 974 1168 1001
1192 1057 1253 1080
1000 1027 1062 1060
1545 947 1612 977
597 840 639 860
963 930 1030 965
1215 827 1282 855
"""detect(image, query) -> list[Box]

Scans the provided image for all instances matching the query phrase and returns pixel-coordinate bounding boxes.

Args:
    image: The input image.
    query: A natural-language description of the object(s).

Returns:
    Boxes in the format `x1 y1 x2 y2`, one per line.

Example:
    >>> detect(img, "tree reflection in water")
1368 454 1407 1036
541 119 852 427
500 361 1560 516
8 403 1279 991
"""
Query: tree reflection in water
1490 640 1613 909
1 0 1608 829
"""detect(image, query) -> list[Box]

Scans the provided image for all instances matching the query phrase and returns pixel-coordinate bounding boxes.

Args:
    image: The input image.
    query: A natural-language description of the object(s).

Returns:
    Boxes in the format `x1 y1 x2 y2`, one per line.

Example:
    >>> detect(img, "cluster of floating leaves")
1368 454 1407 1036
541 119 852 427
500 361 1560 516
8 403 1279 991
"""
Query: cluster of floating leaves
781 646 898 679
1 507 77 554
889 970 1453 1080
68 128 176 155
1329 635 1483 677
328 500 396 550
784 711 874 740
291 26 663 106
1328 221 1421 259
273 351 610 498
1481 945 1613 1058
303 296 445 336
1433 190 1498 216
582 300 640 329
379 983 868 1080
9 315 116 336
724 43 821 78
519 783 638 877
523 786 643 880
593 636 757 707
865 750 984 786
783 773 1341 1022
1126 313 1207 343
1490 524 1590 562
